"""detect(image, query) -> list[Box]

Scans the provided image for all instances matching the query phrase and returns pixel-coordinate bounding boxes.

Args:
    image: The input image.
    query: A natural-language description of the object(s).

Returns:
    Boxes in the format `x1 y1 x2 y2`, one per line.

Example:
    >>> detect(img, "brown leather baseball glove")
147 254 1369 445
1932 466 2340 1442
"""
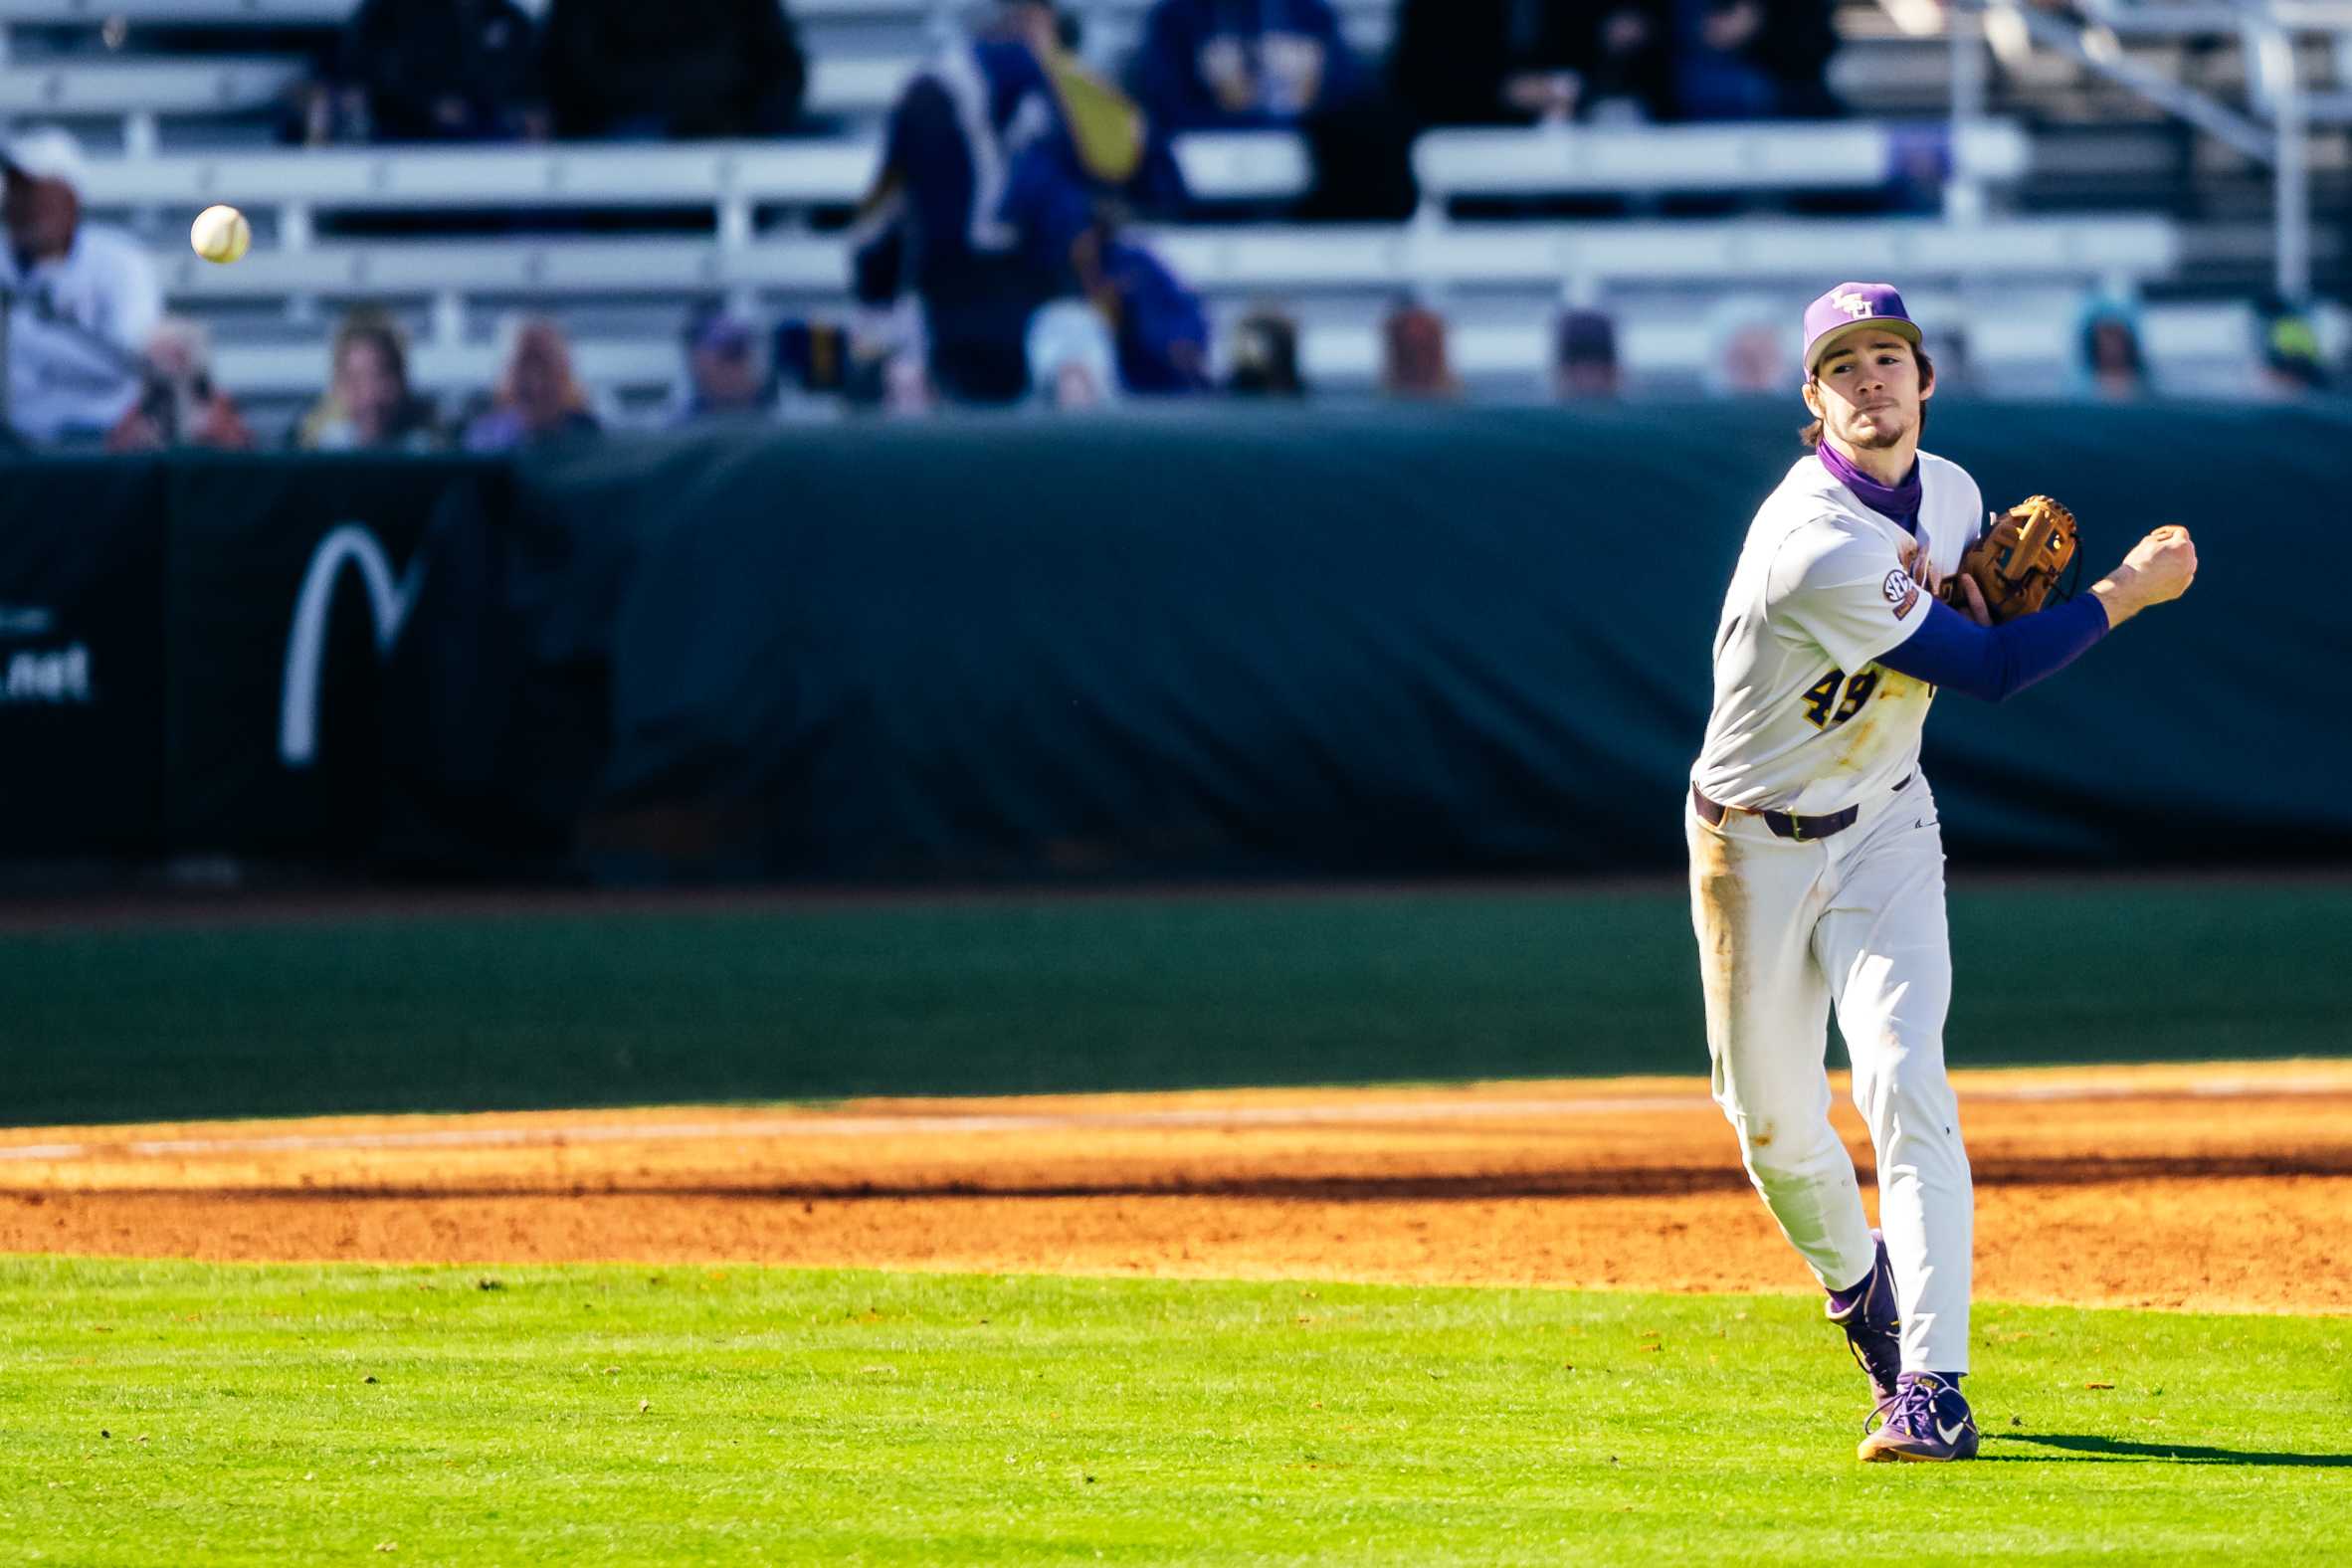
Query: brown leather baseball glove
1942 494 2081 623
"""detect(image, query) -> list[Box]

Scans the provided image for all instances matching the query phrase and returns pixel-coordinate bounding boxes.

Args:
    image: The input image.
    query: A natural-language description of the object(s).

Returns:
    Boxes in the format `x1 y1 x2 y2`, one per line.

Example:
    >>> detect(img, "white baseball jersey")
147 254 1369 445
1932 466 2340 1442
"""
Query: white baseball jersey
1691 450 1984 817
1 224 162 444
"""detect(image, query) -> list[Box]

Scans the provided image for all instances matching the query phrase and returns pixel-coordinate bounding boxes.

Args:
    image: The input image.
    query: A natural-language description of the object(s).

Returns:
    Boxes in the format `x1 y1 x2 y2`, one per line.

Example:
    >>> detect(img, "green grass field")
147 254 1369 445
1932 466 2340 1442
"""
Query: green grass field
7 878 2351 1125
3 1259 2345 1566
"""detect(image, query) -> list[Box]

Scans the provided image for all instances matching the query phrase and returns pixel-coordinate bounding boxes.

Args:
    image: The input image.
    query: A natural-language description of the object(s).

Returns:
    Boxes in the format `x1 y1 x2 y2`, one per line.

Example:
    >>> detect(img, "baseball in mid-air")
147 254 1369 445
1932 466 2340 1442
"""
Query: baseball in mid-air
190 204 252 265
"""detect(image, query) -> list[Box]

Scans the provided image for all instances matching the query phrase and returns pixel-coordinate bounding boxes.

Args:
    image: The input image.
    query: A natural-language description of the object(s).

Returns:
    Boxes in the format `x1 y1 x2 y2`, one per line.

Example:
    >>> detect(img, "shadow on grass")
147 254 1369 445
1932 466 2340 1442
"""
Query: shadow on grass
1986 1433 2352 1468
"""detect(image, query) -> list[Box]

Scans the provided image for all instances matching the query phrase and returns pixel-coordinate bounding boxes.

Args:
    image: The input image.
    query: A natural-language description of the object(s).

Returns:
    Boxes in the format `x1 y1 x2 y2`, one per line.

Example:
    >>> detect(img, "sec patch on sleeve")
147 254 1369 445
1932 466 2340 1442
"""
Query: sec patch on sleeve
1882 567 1921 621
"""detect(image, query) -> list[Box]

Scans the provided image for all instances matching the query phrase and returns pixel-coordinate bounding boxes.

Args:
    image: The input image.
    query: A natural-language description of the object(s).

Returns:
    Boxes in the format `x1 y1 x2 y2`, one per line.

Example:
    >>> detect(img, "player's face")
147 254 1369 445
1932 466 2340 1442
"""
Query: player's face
1805 334 1931 452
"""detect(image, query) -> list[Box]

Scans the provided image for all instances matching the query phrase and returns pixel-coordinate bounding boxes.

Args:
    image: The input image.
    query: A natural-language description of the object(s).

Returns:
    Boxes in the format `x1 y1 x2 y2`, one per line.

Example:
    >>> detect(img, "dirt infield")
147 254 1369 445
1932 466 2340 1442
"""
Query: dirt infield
5 1061 2347 1313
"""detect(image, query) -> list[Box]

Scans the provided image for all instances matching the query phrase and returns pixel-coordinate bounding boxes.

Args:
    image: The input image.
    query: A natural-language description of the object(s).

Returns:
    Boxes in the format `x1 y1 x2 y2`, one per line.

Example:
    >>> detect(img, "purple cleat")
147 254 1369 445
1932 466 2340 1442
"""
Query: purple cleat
1826 1229 1901 1410
1859 1372 1980 1463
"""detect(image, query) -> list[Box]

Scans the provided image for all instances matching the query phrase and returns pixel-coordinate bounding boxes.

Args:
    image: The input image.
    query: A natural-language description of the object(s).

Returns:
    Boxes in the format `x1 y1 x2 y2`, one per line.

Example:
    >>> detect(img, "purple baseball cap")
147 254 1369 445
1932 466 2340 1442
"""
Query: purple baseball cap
1802 282 1922 376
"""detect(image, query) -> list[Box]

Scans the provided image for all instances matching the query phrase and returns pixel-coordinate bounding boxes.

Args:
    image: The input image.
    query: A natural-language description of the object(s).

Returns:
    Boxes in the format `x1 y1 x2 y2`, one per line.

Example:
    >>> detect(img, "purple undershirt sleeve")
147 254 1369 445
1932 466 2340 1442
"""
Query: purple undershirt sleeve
1875 593 2112 702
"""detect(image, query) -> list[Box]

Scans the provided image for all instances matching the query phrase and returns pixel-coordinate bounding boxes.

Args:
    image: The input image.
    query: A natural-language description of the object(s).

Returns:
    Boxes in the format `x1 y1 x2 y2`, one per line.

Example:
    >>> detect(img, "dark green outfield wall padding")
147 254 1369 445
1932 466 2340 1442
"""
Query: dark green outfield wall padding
474 402 2351 879
4 402 2348 880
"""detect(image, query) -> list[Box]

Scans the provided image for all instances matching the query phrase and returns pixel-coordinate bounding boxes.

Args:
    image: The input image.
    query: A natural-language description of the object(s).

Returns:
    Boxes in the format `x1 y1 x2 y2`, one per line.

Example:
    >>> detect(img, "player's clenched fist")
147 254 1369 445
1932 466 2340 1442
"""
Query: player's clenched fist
2130 524 2198 593
2092 524 2197 626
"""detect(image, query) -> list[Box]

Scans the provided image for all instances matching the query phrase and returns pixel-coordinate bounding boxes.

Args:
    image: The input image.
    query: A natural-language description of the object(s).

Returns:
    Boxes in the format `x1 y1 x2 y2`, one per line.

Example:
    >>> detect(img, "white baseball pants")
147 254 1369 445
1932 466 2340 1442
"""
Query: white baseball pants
1686 774 1973 1374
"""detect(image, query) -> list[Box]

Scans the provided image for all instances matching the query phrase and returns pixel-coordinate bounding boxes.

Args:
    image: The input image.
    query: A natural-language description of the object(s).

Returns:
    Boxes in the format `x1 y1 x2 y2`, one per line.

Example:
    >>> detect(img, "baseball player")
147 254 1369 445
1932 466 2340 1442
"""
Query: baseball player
1686 283 2197 1462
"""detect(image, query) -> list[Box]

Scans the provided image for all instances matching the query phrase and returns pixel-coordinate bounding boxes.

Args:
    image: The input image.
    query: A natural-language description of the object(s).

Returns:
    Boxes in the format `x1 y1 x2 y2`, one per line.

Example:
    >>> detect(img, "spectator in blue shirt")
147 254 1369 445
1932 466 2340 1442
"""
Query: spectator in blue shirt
850 0 1183 404
1131 0 1413 218
1672 0 1841 121
1131 0 1359 132
1102 239 1212 395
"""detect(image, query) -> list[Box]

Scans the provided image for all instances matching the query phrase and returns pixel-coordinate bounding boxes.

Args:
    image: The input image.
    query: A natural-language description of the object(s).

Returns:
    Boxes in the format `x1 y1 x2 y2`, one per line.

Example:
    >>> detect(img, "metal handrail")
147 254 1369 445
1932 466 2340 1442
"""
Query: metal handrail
1958 0 2344 297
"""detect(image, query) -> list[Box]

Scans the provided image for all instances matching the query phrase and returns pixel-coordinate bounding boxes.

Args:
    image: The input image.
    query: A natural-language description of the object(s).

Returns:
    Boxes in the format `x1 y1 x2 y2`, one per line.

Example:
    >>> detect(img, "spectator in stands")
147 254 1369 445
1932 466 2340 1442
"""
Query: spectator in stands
1580 4 1674 123
851 1 1185 404
1028 300 1119 410
882 352 936 417
1929 322 1980 394
1554 308 1622 399
1102 239 1214 395
1132 0 1415 218
2078 301 2152 401
775 319 850 397
772 318 856 420
1883 123 1949 214
288 74 368 148
1 127 163 450
1133 0 1358 131
672 302 773 426
294 307 444 451
342 0 545 142
105 318 255 453
1381 300 1461 400
1672 0 1841 121
544 0 806 139
2256 296 2331 399
1703 299 1793 394
463 316 601 451
1226 306 1307 398
1390 2 1669 128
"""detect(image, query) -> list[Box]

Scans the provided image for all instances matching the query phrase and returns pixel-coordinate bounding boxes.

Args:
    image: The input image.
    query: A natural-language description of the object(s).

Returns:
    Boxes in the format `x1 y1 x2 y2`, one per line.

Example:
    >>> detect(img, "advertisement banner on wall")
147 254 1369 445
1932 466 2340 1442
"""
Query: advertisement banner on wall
162 455 495 854
0 460 170 854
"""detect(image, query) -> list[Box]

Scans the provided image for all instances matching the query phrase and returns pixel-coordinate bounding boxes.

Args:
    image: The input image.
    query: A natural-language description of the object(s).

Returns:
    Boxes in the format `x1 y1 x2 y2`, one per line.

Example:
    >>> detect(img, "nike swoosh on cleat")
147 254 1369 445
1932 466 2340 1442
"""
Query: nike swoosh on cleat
1936 1420 1968 1445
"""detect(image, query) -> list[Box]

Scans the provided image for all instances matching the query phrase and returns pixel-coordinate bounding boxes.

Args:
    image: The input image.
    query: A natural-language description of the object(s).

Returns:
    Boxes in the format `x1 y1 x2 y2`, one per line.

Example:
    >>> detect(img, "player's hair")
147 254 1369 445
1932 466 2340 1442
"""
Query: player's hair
1801 345 1934 448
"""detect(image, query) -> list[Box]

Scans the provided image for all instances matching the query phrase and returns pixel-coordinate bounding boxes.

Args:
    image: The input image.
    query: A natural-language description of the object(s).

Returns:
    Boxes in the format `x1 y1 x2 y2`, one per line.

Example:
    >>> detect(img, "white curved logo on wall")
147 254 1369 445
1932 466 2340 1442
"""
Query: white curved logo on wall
279 523 421 768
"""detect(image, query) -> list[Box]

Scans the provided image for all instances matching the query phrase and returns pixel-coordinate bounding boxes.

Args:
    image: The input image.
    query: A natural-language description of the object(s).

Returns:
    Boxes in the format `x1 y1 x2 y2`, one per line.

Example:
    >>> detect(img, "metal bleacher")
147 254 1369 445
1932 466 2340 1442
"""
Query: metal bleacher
72 120 2022 229
68 118 2194 409
0 51 935 129
4 0 2319 421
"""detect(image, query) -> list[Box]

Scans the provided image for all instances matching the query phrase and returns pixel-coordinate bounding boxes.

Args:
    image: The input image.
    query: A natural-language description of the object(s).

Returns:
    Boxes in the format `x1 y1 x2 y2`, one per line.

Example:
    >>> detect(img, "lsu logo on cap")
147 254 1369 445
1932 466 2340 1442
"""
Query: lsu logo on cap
1833 290 1876 319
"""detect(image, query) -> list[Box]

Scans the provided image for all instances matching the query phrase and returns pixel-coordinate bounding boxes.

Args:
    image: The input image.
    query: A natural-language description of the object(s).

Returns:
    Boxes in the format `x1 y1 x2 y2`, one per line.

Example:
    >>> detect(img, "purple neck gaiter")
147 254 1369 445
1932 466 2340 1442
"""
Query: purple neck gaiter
1817 441 1923 535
